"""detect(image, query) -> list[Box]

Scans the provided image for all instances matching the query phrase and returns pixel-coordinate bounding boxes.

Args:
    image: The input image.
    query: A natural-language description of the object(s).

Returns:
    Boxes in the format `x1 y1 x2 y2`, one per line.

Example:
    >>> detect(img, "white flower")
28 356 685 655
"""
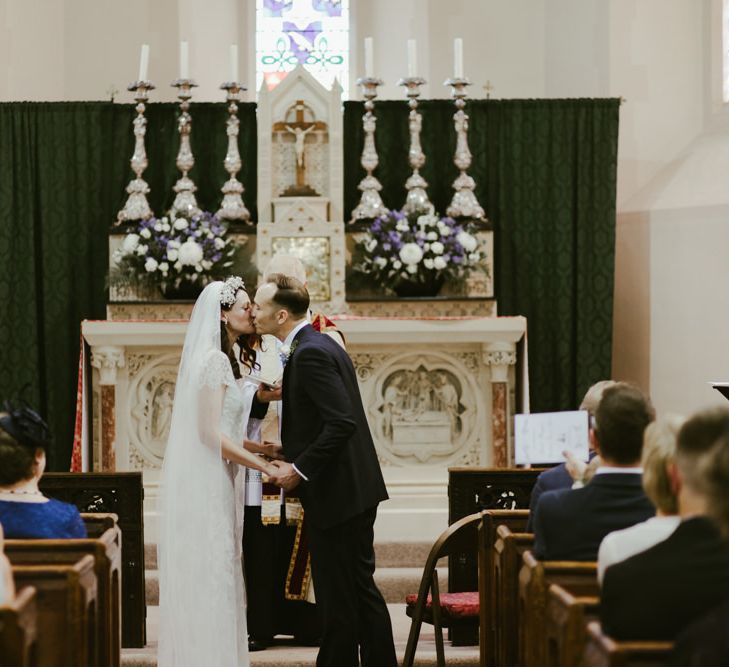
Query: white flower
168 240 181 249
393 260 402 270
423 258 434 270
431 241 444 255
135 244 148 256
456 231 478 252
366 238 378 252
173 218 188 230
174 261 183 271
399 243 423 266
201 260 212 271
144 257 158 272
433 256 447 270
167 249 179 262
161 223 170 232
122 233 140 253
406 264 417 274
426 231 438 241
417 214 438 227
468 252 480 263
153 222 163 232
140 227 151 239
179 240 204 266
194 263 203 273
438 222 453 236
214 237 226 250
423 243 430 251
374 256 388 268
161 217 169 223
396 220 410 233
159 262 169 273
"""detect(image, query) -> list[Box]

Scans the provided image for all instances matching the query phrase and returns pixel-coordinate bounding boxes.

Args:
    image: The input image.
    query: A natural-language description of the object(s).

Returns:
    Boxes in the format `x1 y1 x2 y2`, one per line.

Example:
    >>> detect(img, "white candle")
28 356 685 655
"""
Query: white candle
138 44 149 82
230 44 239 82
364 37 374 78
407 38 417 77
454 37 464 79
179 40 189 79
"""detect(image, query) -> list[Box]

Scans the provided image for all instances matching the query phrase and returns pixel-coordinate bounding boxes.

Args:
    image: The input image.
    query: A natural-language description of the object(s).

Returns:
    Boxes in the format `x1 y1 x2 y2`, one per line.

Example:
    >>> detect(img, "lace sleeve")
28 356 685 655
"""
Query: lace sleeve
197 350 236 390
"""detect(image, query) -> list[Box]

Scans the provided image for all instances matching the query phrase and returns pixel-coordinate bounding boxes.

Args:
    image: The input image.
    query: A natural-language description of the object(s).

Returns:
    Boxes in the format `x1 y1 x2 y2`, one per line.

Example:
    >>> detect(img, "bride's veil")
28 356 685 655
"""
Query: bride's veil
157 281 247 666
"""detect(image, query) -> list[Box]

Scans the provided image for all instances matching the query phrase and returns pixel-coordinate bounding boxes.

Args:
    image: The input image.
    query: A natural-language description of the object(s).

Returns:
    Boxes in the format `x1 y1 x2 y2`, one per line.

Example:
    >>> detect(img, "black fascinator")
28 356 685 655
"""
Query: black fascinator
0 401 51 450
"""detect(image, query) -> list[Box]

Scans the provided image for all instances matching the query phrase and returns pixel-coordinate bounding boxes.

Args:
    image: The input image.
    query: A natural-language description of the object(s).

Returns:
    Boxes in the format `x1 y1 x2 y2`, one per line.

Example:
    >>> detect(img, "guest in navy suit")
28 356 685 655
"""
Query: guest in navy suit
532 383 655 560
252 275 396 667
602 406 729 643
0 403 86 539
526 380 615 531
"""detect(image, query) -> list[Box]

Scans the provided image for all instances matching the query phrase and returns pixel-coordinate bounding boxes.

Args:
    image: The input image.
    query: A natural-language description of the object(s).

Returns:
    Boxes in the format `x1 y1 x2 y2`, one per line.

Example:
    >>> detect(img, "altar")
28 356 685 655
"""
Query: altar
81 314 526 542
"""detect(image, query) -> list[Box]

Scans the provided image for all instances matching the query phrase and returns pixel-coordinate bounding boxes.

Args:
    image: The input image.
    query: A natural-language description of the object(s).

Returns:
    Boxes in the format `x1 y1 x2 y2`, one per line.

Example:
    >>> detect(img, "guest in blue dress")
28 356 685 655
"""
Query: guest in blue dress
0 403 86 539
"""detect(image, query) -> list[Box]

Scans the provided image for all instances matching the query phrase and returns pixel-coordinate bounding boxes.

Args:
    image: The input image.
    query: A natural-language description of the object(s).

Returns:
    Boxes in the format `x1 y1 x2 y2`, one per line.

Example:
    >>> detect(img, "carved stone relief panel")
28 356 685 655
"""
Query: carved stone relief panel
125 352 181 470
351 350 487 468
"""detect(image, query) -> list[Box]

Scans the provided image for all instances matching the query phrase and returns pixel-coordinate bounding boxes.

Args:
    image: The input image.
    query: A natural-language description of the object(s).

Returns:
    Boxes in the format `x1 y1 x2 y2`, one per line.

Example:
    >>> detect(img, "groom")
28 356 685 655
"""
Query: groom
252 274 397 667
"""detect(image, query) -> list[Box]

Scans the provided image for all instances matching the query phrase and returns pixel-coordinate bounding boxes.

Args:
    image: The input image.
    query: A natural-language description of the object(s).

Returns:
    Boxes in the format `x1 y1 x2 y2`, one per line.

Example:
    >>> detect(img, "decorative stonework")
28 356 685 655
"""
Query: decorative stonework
484 350 517 367
91 346 125 385
346 299 496 318
107 303 194 321
125 352 181 470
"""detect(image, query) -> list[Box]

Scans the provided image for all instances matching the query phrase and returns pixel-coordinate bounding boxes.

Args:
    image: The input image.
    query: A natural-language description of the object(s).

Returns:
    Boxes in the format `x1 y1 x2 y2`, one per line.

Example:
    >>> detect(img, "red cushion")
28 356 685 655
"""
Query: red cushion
405 591 479 618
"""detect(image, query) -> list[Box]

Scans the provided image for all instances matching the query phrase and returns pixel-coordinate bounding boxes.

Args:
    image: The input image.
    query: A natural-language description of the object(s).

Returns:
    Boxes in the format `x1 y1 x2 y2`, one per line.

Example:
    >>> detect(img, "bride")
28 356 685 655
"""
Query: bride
157 277 282 667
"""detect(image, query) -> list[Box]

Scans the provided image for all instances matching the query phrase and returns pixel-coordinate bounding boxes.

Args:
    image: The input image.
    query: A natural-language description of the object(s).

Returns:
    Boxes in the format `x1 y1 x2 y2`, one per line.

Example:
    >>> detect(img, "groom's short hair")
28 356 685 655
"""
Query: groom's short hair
267 273 310 317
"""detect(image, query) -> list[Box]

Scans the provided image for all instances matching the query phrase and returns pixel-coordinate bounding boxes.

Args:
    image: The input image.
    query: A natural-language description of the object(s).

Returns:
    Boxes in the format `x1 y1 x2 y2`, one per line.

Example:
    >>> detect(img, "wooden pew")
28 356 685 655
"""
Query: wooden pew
579 621 672 667
11 555 98 667
546 583 599 667
519 551 598 667
491 526 534 667
478 510 529 667
0 586 38 667
40 472 145 648
5 514 122 667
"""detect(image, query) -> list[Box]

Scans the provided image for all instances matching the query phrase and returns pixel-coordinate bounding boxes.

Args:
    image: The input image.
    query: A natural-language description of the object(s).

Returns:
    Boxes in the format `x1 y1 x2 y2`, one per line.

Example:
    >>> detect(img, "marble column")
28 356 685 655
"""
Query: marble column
484 344 517 468
91 346 125 471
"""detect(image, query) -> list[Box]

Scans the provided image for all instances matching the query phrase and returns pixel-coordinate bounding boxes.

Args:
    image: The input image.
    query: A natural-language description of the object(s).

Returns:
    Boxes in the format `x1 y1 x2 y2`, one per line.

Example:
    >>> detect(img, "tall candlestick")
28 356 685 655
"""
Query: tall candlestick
407 39 417 78
179 40 189 79
364 37 374 78
229 44 239 82
454 37 463 79
138 44 149 82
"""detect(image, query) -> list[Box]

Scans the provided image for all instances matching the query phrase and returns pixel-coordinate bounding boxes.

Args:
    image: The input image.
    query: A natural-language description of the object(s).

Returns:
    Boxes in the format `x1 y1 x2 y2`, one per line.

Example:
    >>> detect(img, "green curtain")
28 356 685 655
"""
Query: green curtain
344 98 619 412
0 101 257 469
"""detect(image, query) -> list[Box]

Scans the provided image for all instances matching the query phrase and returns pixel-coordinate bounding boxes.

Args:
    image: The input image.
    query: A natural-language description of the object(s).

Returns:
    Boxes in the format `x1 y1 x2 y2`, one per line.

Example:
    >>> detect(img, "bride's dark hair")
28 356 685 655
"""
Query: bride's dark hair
220 289 261 379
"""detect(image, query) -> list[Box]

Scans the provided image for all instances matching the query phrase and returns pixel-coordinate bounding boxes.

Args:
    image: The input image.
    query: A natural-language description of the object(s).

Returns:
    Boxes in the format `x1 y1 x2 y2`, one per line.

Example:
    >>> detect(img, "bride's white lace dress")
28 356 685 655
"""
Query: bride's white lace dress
157 349 257 667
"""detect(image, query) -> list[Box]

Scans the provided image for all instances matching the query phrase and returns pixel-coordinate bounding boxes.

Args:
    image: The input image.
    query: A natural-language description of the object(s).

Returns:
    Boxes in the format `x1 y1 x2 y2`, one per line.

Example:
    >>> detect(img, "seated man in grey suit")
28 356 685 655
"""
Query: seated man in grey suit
526 380 615 531
532 382 655 560
601 406 729 641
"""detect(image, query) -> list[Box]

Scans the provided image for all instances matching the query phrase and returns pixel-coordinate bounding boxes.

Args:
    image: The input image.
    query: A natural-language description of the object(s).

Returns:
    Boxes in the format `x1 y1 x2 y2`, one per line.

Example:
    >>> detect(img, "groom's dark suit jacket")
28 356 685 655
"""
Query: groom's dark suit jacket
281 324 388 530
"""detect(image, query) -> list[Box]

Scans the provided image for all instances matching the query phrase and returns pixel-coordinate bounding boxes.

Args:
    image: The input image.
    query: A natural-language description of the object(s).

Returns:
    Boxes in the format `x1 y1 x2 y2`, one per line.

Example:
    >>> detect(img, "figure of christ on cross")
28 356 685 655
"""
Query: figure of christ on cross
273 100 326 194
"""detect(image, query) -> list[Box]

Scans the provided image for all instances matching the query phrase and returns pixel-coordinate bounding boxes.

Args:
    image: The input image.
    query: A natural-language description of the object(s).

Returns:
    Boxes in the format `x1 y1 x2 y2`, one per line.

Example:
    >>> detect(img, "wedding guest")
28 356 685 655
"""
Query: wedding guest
0 524 14 604
532 383 655 560
601 406 729 641
0 404 86 539
597 415 684 582
526 380 615 531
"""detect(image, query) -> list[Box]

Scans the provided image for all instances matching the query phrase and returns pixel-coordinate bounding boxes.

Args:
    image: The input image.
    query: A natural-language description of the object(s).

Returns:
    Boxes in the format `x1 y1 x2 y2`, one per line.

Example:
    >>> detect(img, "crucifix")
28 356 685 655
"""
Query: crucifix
273 100 327 196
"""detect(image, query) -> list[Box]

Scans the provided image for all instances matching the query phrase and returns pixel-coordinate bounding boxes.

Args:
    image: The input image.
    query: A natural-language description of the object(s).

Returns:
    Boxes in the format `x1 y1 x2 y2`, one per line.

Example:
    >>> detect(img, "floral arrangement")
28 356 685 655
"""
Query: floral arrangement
113 211 236 298
352 209 484 296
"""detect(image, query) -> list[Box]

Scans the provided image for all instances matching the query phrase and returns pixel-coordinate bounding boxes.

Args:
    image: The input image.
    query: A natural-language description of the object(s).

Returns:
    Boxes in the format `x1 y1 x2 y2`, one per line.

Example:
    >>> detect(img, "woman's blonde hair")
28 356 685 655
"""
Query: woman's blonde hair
641 414 684 514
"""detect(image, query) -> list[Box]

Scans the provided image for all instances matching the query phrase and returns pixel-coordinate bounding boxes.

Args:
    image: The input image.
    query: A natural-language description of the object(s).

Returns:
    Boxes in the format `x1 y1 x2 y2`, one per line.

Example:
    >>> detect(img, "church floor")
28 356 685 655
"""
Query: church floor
120 604 480 666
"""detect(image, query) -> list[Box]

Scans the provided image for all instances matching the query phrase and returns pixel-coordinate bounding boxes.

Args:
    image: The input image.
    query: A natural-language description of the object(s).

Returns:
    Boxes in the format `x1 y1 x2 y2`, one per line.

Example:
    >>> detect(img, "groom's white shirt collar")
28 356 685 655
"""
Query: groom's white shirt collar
282 319 310 349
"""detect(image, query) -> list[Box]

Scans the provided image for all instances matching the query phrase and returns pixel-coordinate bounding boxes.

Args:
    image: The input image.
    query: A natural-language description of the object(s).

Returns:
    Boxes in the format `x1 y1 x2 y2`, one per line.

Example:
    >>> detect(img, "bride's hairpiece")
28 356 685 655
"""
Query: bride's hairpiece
220 276 245 307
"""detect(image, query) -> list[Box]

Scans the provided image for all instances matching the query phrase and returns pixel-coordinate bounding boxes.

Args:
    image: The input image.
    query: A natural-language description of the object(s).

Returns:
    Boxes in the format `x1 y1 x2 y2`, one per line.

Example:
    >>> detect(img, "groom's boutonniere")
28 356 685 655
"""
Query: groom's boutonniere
279 340 299 367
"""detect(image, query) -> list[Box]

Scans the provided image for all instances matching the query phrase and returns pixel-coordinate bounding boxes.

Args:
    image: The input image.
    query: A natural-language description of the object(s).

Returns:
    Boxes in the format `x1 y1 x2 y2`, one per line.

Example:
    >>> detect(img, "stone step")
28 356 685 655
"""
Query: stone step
144 566 446 607
121 604 479 667
144 540 432 570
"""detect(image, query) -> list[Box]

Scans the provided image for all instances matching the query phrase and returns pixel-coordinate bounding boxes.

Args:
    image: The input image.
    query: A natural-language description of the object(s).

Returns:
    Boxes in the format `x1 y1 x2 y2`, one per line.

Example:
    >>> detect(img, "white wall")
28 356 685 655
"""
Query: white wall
1 0 727 415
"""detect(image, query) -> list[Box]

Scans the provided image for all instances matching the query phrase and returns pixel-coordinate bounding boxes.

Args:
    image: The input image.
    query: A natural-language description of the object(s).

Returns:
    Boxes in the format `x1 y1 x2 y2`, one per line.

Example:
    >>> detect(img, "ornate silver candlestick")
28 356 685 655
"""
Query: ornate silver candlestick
444 77 485 220
397 76 434 215
217 82 251 223
170 78 201 217
350 76 387 222
116 80 155 224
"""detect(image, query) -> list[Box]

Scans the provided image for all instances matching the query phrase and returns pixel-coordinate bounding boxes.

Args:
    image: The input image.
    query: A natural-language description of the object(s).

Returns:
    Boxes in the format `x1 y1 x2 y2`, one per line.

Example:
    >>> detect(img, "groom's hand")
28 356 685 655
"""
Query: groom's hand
269 461 302 491
256 384 282 403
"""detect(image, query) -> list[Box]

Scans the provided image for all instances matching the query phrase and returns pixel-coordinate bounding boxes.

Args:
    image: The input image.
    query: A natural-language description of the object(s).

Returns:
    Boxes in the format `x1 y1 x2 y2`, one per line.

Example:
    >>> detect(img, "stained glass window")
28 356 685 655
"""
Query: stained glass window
256 0 349 95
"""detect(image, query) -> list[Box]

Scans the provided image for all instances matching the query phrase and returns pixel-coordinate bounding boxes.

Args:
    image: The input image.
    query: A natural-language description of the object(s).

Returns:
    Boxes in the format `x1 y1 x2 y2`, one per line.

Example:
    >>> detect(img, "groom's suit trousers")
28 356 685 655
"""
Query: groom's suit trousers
306 505 397 667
